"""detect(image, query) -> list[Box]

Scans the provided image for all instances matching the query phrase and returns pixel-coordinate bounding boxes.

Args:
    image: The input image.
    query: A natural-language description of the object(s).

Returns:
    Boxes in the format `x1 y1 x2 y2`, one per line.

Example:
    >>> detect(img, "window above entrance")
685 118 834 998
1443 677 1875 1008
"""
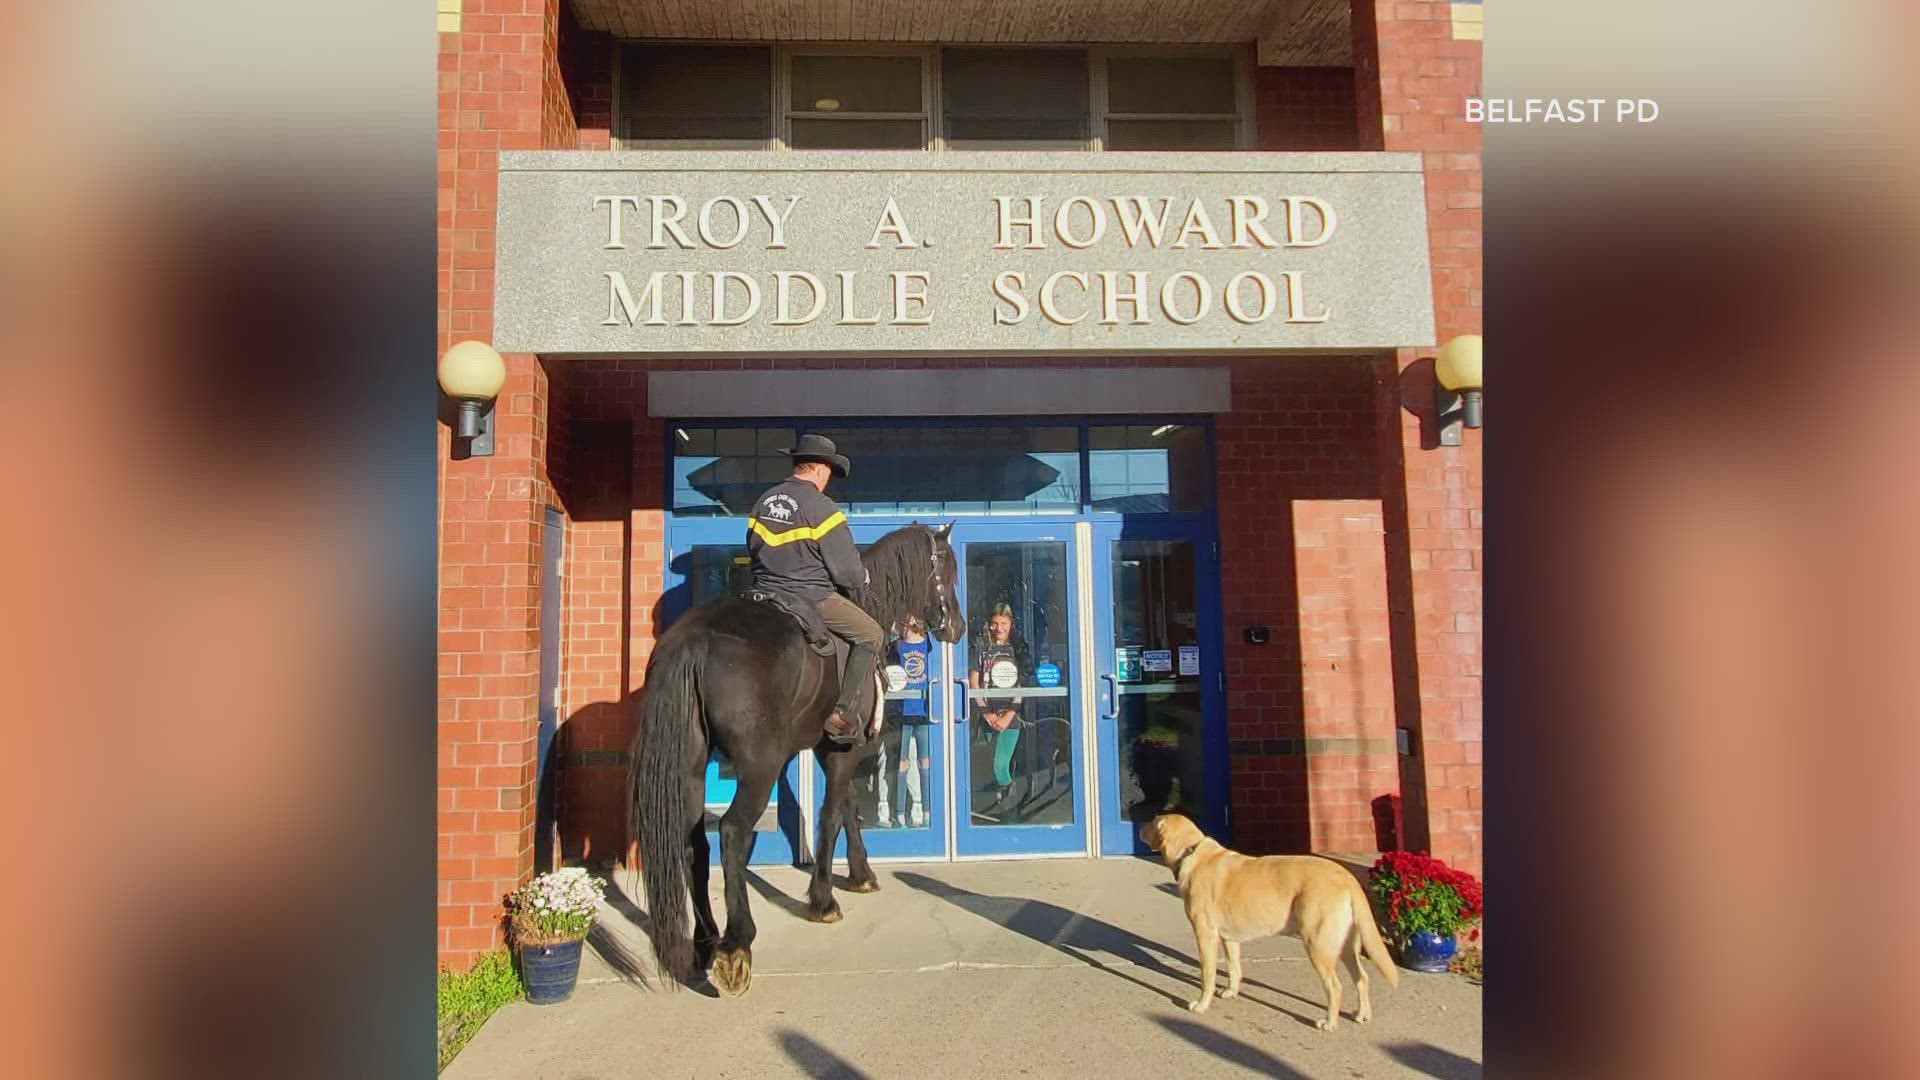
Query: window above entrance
615 43 1250 152
669 421 1211 519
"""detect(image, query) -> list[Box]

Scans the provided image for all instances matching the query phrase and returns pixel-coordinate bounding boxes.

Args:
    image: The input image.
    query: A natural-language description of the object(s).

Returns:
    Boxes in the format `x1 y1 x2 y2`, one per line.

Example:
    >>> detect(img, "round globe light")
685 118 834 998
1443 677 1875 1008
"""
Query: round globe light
1434 334 1483 391
439 341 507 439
439 340 507 401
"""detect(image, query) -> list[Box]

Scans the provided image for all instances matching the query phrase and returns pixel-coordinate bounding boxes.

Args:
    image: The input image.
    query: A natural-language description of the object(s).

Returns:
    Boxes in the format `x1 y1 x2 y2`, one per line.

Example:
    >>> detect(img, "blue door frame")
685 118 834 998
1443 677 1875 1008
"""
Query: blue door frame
1090 518 1231 855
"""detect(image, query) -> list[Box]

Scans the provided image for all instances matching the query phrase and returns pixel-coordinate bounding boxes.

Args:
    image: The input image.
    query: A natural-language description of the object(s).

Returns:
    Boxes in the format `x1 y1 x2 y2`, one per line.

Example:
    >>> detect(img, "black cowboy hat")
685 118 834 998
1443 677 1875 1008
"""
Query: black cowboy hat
781 433 851 478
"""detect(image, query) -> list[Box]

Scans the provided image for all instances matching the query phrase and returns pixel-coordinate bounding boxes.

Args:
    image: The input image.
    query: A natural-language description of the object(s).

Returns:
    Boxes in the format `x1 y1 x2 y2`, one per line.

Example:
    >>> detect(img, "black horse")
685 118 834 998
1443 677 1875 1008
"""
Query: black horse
629 522 964 996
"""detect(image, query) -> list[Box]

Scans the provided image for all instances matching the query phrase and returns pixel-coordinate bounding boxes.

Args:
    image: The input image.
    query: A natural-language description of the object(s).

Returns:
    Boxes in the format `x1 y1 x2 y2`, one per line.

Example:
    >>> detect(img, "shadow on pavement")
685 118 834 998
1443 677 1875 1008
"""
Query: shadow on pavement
894 870 1321 1027
745 869 814 921
1153 1016 1313 1078
775 1030 873 1079
1383 1041 1483 1079
587 873 656 988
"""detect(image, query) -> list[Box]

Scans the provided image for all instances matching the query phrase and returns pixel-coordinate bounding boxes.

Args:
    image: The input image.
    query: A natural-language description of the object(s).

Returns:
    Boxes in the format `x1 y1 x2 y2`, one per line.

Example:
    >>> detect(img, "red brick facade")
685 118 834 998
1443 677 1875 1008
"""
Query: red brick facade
1354 0 1485 874
435 3 1483 971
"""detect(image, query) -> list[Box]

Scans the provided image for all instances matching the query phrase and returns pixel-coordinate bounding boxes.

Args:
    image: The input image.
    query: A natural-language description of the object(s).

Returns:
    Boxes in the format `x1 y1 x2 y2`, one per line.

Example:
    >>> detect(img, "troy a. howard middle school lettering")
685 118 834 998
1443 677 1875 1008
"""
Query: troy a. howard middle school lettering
490 153 1436 353
595 193 1336 330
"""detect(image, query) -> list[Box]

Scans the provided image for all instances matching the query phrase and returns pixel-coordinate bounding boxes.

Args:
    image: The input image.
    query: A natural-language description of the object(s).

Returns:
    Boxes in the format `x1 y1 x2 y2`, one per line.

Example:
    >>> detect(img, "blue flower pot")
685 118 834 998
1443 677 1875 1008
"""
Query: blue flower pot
519 939 585 1005
1396 930 1458 973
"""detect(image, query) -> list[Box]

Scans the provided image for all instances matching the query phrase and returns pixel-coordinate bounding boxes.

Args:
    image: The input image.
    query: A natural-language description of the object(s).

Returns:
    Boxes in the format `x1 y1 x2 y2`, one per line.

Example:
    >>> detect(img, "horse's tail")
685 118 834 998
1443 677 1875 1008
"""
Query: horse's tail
630 636 699 986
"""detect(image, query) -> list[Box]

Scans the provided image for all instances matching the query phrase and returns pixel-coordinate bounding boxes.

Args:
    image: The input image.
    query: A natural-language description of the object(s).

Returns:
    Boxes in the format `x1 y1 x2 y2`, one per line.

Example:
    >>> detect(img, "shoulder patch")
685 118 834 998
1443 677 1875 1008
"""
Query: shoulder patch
759 492 801 524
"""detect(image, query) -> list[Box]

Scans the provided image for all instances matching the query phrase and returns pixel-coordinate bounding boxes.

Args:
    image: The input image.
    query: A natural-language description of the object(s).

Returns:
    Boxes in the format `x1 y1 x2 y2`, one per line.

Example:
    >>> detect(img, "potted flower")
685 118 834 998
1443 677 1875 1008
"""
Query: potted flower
1367 851 1483 973
506 867 607 1004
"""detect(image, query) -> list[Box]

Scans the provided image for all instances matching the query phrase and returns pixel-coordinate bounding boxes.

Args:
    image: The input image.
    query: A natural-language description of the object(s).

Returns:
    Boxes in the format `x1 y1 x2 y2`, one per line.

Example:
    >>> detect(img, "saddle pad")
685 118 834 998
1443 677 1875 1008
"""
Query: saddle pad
746 589 837 656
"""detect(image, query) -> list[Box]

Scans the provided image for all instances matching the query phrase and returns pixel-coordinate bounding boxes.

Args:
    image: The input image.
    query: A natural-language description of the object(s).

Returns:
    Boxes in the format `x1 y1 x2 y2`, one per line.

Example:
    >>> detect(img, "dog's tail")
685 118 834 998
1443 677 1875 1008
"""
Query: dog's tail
1349 874 1401 987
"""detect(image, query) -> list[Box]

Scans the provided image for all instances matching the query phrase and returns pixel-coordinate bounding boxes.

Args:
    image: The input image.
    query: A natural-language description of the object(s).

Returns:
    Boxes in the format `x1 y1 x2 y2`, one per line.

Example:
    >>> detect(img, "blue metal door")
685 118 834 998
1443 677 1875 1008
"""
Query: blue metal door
949 521 1090 857
1091 519 1229 855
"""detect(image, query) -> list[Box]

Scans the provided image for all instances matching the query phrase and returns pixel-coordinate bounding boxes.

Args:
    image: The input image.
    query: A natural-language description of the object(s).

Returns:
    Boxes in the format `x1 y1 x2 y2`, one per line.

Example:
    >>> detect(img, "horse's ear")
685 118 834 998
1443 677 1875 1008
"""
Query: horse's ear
937 521 955 540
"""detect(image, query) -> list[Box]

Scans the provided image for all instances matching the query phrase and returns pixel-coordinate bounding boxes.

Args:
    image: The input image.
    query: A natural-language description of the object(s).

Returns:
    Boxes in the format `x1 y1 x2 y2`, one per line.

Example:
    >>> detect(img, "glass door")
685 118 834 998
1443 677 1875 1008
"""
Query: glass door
950 523 1089 856
1092 520 1228 855
814 522 949 862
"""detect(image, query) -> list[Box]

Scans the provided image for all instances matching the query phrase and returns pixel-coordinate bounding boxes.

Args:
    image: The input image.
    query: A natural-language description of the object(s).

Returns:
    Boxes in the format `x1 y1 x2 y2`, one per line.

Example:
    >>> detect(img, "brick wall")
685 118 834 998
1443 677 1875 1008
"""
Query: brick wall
436 0 586 972
539 0 577 150
1215 358 1394 853
560 0 614 149
1253 66 1361 151
1354 0 1485 875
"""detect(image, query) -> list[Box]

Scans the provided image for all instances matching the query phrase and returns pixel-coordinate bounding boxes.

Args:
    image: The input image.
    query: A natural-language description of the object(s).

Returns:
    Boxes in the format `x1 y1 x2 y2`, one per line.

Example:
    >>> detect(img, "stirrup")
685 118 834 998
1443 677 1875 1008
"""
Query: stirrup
823 708 861 746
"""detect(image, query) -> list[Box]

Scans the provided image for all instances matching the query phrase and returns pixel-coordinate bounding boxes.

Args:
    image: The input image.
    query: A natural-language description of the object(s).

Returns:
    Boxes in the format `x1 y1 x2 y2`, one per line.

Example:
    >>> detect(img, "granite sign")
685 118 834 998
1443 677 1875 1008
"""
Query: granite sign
493 151 1435 355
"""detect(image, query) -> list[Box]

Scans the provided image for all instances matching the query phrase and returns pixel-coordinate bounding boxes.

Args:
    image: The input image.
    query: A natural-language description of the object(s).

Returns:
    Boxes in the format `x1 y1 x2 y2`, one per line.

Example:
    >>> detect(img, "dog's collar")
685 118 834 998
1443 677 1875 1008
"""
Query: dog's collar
1167 840 1203 875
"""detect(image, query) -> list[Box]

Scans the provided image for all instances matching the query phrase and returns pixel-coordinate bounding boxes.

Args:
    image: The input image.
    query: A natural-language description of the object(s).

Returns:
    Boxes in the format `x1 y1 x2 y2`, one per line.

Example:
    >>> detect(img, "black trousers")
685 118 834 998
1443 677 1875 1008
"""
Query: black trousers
816 593 885 717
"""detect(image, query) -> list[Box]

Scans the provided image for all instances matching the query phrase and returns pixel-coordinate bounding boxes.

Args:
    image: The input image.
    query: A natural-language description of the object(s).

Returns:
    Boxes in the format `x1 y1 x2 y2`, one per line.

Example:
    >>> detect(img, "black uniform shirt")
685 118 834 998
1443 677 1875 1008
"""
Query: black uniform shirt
746 477 868 601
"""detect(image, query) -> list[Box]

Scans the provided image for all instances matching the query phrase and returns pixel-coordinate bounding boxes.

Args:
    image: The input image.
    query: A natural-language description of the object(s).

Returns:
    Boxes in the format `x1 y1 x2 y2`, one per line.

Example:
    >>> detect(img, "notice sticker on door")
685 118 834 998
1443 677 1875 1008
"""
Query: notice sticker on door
1034 662 1061 688
1178 645 1200 676
1116 647 1143 683
1142 649 1173 674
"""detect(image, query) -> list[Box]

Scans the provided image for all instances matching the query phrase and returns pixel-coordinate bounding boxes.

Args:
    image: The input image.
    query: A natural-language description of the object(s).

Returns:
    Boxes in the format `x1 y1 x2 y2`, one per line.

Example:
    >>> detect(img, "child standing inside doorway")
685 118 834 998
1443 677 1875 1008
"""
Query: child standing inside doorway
890 616 935 828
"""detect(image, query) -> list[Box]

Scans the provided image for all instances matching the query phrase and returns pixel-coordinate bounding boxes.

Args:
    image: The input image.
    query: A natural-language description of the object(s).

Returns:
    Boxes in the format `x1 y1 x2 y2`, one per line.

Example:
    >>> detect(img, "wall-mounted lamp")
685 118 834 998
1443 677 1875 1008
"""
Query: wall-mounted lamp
439 340 507 457
1433 334 1484 447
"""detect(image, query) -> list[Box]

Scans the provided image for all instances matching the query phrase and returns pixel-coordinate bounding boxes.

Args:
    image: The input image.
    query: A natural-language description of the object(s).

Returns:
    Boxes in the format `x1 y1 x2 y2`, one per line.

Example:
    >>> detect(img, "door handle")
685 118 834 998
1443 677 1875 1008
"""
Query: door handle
951 677 970 721
1100 674 1120 720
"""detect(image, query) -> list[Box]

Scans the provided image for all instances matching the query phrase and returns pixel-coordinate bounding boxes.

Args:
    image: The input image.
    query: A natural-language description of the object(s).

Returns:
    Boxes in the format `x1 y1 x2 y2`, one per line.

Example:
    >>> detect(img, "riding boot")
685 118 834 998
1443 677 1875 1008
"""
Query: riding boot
823 706 861 747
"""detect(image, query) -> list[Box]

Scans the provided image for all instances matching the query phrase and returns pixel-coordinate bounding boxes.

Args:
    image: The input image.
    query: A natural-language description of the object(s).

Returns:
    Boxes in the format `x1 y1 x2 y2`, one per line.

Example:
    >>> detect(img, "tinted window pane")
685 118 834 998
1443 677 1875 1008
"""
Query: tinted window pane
623 116 769 142
1105 119 1238 150
943 48 1088 142
791 54 923 113
1089 424 1209 512
789 119 924 149
620 45 771 142
1106 56 1236 114
1109 539 1207 825
947 117 1086 143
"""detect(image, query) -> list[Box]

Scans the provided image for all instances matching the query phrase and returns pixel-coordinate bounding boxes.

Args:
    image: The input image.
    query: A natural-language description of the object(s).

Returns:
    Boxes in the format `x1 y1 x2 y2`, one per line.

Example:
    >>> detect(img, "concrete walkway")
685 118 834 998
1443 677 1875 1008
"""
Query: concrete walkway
446 858 1481 1079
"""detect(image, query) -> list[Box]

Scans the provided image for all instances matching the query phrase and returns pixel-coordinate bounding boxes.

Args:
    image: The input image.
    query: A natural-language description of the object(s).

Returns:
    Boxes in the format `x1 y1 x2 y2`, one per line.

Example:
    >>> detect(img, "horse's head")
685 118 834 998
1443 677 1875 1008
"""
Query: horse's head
921 522 965 644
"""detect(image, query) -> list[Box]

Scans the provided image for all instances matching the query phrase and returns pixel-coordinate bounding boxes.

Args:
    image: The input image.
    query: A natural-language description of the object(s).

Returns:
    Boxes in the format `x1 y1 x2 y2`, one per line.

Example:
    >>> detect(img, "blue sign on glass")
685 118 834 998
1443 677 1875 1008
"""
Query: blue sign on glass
1034 662 1061 688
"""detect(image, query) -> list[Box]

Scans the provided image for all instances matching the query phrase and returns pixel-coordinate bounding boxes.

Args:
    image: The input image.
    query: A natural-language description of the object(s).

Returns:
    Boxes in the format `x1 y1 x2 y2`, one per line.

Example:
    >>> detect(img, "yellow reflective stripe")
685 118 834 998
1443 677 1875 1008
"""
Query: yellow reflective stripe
749 510 847 547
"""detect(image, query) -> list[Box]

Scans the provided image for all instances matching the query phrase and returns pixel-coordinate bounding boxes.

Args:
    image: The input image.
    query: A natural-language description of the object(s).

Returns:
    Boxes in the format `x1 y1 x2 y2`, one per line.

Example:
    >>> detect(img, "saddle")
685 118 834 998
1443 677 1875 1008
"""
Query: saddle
745 589 881 742
745 589 837 656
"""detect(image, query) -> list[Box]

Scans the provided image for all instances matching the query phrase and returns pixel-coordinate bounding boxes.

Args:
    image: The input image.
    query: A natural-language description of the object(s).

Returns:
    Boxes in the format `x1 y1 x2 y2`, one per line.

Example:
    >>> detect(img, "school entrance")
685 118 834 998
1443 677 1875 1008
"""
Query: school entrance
664 419 1227 863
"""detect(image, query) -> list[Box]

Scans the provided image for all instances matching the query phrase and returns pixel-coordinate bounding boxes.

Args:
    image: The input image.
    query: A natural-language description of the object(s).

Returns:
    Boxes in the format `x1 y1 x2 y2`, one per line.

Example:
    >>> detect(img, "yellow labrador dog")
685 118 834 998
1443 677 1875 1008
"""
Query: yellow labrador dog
1141 813 1398 1030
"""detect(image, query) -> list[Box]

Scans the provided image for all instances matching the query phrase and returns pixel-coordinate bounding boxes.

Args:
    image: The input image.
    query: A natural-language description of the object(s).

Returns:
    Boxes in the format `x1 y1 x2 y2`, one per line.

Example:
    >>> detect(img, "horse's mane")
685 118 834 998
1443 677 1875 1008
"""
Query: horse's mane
859 524 935 631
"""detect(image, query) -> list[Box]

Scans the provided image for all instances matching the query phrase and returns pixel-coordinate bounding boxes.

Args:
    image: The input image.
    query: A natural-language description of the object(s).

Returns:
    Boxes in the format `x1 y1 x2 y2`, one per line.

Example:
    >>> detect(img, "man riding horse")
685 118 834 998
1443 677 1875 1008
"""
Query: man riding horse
746 434 885 746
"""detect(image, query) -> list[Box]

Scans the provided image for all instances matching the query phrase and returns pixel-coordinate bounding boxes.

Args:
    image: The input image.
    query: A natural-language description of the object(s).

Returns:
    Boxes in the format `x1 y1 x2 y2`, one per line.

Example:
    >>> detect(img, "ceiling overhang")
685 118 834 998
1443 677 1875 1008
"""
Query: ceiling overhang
568 0 1353 66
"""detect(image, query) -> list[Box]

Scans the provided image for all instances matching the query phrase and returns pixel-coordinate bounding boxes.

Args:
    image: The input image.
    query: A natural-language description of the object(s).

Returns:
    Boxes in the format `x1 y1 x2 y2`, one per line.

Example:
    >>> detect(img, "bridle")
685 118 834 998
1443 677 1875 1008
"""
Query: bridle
922 532 954 636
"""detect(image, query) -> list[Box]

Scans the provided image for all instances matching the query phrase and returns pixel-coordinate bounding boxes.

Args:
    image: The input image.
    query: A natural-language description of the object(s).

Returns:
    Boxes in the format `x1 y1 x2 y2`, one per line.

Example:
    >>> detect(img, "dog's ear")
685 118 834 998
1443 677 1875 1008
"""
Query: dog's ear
1164 815 1198 852
1138 817 1161 852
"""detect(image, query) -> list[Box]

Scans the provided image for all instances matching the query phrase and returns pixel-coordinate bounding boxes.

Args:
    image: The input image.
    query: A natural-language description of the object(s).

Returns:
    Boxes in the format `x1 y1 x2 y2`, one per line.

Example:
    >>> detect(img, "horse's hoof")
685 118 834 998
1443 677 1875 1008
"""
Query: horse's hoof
847 876 881 894
807 901 843 924
711 947 752 997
